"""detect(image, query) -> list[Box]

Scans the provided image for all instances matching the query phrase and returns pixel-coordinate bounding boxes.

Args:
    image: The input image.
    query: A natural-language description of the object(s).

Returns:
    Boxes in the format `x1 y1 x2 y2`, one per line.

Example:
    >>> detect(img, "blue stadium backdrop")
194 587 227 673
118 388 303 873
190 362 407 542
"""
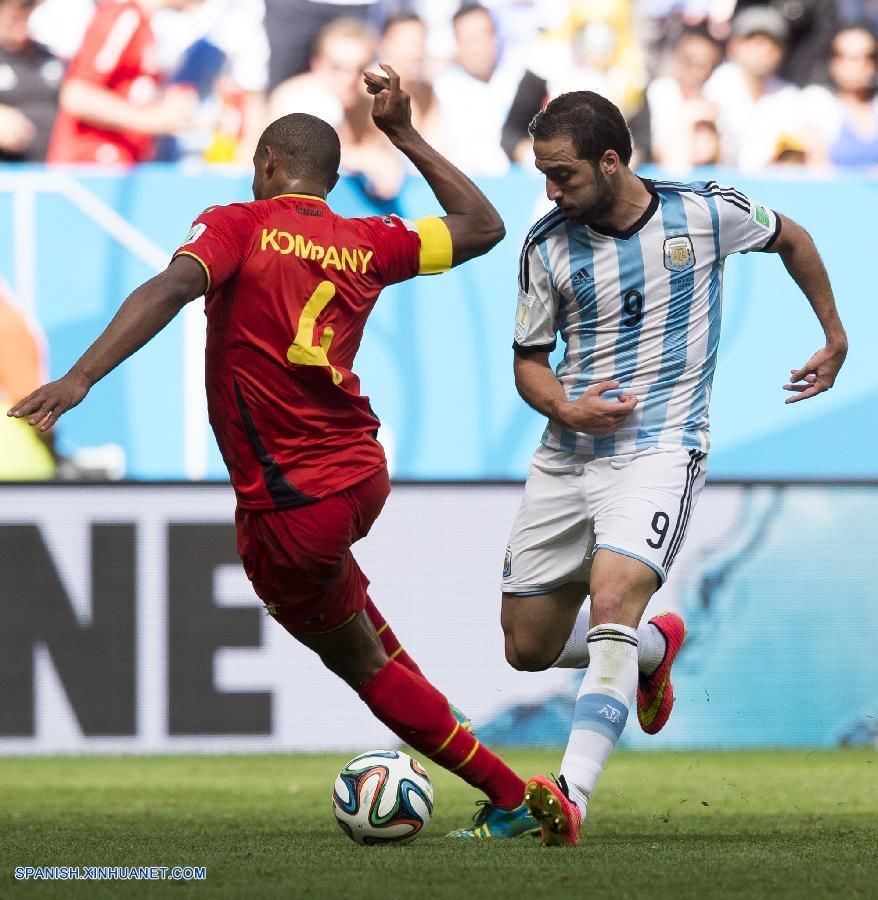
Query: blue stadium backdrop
0 165 874 480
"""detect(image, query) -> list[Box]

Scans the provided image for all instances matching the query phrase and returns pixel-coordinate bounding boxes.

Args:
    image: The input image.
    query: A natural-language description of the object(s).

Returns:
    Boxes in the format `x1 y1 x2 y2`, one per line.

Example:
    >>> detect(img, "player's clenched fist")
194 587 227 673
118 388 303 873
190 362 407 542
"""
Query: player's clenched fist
364 64 414 140
557 380 638 436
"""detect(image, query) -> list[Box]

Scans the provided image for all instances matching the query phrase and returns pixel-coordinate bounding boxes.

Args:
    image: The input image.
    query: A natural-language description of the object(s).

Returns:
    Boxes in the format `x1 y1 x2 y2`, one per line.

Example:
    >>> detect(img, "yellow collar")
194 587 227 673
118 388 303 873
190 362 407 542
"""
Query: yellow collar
272 193 328 204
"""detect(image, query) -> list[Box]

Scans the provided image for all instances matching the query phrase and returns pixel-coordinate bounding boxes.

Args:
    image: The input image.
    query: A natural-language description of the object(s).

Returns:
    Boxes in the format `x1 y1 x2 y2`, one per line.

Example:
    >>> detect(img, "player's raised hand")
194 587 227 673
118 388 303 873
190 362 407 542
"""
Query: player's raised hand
6 371 91 432
364 64 413 140
782 342 847 404
560 380 638 435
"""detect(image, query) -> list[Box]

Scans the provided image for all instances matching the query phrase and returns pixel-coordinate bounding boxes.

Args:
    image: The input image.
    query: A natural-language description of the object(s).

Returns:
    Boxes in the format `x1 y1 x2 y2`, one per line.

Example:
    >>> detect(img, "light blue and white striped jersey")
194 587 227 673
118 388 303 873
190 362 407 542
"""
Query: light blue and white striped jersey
514 179 780 456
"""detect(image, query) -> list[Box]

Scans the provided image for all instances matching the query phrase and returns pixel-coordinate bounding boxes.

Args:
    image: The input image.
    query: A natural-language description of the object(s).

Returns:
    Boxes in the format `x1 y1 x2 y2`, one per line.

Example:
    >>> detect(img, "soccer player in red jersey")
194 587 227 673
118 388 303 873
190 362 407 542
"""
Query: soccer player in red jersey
11 65 538 840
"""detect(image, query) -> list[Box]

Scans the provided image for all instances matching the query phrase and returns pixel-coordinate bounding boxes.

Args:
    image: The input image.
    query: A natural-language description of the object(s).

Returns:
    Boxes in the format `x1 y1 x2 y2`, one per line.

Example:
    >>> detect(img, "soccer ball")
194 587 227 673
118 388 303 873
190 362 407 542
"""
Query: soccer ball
332 750 433 845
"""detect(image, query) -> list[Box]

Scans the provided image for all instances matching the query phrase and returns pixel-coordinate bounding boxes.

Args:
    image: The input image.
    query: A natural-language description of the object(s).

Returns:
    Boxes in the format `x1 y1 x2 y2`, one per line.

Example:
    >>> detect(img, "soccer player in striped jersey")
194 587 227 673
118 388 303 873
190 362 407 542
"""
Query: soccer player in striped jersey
502 91 848 846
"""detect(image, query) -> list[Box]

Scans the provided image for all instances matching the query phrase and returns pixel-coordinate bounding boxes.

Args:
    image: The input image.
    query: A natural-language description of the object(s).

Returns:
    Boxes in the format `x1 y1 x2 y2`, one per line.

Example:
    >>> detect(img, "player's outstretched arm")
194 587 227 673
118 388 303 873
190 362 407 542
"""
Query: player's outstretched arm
768 213 848 404
514 352 637 436
7 256 206 432
364 64 505 267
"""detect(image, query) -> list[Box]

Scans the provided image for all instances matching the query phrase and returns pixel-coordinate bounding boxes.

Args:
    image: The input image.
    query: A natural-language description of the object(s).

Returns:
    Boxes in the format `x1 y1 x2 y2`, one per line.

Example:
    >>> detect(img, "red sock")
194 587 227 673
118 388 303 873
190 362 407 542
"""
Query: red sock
360 659 525 809
363 598 424 678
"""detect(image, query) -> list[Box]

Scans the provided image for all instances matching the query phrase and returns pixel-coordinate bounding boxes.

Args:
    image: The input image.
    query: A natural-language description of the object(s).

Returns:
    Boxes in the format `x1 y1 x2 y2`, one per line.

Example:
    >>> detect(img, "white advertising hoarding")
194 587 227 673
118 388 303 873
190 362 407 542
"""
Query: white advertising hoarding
1 483 876 753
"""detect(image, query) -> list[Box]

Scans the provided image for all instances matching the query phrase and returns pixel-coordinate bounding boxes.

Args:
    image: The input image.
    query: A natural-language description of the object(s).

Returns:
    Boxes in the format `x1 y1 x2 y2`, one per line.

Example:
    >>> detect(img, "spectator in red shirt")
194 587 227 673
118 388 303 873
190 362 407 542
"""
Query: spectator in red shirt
47 0 197 164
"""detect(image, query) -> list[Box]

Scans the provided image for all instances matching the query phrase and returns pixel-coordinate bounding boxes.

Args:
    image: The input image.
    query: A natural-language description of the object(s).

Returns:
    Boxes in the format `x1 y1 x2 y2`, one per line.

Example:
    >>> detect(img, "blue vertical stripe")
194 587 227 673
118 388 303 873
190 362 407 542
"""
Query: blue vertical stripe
536 239 566 449
636 192 694 450
558 223 597 452
593 233 647 457
536 239 557 293
683 194 721 450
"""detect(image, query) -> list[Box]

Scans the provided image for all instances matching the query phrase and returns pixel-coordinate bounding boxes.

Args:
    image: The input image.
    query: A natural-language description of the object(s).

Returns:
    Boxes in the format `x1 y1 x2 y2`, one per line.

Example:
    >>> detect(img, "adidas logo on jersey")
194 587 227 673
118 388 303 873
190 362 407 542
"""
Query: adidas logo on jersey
571 268 594 288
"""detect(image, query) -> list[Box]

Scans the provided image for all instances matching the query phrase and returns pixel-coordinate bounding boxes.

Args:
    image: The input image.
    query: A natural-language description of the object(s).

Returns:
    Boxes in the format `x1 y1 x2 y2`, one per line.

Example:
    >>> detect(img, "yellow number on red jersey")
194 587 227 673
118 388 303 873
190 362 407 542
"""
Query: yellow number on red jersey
286 280 342 385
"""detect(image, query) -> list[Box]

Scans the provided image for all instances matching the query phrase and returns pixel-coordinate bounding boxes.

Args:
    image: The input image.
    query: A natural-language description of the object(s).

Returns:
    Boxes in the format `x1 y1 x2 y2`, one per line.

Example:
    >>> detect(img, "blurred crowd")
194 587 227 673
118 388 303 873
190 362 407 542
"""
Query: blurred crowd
1 0 878 185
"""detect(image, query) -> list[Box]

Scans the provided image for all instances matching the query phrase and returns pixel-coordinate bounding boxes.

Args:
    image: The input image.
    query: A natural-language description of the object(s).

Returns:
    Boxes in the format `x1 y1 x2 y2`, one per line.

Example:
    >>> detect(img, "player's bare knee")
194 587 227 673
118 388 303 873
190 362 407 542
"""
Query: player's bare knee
318 643 387 691
504 634 554 672
295 614 389 691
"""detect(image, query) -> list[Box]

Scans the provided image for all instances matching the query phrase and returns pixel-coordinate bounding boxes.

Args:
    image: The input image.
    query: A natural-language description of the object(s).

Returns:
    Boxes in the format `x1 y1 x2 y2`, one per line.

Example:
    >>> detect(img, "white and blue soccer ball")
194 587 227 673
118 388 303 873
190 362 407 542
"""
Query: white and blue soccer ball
332 750 433 845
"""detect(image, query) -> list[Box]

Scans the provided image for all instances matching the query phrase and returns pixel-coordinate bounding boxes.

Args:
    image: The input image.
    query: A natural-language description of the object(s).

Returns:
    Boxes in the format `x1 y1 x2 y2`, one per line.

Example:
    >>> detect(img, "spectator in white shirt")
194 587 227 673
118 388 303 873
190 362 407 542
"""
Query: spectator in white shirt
433 3 521 176
647 27 722 171
704 6 805 169
153 0 270 163
269 17 403 199
379 10 441 145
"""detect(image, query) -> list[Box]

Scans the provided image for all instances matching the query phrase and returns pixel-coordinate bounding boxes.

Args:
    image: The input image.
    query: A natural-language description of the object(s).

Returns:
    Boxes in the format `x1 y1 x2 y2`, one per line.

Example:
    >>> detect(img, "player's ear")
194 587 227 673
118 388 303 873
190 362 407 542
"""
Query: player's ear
263 144 280 179
601 150 620 174
327 172 340 193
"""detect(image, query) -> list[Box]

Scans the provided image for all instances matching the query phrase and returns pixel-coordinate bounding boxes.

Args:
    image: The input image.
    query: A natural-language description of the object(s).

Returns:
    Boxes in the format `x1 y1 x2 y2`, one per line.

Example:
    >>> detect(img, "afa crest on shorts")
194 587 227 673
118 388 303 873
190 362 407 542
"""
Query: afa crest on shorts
663 235 695 272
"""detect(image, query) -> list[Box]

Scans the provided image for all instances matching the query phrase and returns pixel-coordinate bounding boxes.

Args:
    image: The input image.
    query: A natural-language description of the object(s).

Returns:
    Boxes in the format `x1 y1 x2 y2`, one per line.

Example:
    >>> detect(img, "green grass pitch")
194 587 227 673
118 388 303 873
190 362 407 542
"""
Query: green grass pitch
2 749 875 899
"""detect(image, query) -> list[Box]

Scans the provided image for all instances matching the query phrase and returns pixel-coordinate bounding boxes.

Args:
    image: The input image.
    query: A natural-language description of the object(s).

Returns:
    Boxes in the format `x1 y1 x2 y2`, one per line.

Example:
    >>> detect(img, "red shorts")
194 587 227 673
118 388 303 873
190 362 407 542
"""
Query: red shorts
235 468 390 634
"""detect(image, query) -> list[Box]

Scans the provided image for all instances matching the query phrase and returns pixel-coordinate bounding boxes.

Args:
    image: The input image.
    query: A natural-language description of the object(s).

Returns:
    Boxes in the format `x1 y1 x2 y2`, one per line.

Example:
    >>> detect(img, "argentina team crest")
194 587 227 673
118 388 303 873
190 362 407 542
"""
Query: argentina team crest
663 235 695 272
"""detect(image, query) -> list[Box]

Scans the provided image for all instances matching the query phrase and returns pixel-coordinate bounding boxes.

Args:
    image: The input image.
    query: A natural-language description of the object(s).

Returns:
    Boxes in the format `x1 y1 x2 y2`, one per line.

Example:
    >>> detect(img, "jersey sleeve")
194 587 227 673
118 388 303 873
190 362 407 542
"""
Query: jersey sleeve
172 205 251 292
65 3 142 86
713 183 782 257
514 240 558 354
362 214 453 286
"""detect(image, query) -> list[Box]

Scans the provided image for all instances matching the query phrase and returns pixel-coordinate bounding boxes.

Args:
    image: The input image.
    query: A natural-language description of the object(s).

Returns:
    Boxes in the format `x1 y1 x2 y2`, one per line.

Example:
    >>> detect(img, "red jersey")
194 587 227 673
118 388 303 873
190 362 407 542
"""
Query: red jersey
173 193 452 509
47 0 160 164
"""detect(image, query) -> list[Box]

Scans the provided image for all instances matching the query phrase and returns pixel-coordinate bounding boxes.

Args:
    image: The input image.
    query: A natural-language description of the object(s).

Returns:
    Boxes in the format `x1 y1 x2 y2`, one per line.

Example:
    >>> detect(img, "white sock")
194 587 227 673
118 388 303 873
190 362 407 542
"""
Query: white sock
553 607 666 676
559 623 638 815
637 622 667 676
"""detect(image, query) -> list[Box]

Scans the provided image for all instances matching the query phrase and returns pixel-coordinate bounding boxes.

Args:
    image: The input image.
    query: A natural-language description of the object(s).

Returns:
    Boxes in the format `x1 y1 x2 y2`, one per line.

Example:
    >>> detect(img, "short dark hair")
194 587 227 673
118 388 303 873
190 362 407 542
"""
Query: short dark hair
256 114 341 183
381 10 424 35
528 91 633 166
453 3 492 27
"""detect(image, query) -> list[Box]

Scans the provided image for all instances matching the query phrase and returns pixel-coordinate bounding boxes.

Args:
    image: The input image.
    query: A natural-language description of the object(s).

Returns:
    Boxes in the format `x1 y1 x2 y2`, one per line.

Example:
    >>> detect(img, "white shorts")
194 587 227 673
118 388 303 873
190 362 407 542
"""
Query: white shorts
502 445 707 593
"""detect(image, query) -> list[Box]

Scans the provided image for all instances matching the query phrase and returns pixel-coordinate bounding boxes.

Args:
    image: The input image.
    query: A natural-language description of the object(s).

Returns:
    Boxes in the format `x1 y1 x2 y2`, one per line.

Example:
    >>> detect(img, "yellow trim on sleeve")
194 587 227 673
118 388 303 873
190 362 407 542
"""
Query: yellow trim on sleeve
174 250 211 294
415 216 453 275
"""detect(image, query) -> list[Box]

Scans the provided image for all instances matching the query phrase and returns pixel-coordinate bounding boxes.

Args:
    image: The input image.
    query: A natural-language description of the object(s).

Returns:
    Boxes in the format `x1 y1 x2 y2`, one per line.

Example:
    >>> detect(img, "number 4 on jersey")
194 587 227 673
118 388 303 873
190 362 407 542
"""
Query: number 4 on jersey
287 280 343 384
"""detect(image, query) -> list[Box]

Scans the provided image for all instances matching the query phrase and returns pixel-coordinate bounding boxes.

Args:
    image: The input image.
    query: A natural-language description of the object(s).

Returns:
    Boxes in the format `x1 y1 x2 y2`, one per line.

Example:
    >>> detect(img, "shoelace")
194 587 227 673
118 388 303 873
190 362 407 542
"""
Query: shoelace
470 800 494 826
552 773 572 801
